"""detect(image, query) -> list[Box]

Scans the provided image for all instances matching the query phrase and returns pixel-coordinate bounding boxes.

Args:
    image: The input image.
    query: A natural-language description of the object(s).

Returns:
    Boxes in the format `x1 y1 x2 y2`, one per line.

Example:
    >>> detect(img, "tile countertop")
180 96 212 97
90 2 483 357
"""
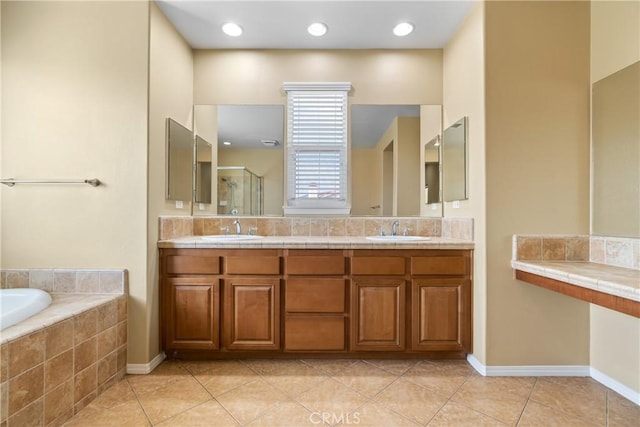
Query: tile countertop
158 235 475 250
511 260 640 302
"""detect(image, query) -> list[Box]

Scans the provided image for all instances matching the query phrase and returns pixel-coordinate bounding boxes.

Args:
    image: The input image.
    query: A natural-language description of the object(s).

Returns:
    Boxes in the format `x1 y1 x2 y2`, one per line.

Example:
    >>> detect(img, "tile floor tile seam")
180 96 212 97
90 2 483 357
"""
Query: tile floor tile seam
291 377 372 423
448 377 535 426
298 359 359 376
152 398 240 427
359 359 416 376
244 398 317 427
424 402 511 427
125 375 162 426
188 365 245 426
349 396 424 427
511 376 539 427
214 378 294 426
419 369 490 427
525 391 608 427
527 377 609 427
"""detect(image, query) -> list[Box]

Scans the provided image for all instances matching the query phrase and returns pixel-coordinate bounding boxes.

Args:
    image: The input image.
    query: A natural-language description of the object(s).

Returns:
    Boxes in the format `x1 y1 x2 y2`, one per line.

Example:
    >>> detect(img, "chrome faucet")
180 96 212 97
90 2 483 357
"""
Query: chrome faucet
232 219 241 235
391 220 400 236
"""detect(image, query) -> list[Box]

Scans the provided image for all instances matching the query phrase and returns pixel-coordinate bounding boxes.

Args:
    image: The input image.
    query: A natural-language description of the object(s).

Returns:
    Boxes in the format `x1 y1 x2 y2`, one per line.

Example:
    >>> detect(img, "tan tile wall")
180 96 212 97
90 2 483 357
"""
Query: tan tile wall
0 269 127 293
160 215 474 240
590 236 640 270
513 234 640 270
0 296 127 427
513 235 590 261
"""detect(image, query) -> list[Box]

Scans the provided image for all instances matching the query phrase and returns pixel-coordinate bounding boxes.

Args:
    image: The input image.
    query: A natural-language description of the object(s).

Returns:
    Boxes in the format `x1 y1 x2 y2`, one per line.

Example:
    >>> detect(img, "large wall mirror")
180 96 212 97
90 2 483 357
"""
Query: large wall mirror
166 118 193 202
442 117 468 202
187 104 444 217
592 61 640 237
351 105 443 217
194 104 284 216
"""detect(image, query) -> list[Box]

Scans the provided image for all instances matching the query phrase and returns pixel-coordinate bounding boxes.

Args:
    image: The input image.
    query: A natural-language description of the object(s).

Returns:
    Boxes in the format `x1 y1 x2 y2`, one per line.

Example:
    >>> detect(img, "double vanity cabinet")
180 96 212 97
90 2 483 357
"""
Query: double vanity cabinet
160 246 473 359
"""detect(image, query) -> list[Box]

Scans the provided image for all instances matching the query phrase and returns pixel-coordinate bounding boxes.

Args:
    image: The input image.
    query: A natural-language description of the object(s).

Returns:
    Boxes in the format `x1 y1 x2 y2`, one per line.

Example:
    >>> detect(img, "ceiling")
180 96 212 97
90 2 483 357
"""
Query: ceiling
351 105 420 148
156 0 477 50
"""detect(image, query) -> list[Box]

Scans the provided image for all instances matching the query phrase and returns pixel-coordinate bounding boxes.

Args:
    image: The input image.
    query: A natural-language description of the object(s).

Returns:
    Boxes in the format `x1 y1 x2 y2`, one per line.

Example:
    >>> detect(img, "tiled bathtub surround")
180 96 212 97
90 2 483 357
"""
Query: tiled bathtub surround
159 215 474 241
0 269 127 293
0 269 128 427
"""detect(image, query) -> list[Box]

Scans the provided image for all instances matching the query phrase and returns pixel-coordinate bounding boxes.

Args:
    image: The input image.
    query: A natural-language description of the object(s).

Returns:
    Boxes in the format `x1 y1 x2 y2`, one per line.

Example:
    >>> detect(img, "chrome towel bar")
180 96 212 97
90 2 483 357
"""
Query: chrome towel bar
0 178 102 187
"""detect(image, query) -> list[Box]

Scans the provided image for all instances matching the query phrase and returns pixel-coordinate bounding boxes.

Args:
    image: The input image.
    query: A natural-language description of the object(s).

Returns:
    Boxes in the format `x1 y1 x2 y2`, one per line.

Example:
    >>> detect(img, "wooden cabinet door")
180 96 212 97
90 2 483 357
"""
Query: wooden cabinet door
224 278 280 350
164 277 219 350
351 279 405 351
411 278 471 352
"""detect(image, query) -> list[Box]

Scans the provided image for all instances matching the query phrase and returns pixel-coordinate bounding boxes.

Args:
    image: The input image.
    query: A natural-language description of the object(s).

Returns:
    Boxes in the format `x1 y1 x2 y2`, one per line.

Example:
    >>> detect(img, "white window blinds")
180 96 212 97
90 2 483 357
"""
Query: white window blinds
284 83 351 213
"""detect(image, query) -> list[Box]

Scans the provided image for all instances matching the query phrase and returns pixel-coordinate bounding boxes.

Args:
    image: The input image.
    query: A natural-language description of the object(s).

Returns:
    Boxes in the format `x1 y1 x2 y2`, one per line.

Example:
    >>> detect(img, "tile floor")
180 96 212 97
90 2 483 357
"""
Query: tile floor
64 359 639 426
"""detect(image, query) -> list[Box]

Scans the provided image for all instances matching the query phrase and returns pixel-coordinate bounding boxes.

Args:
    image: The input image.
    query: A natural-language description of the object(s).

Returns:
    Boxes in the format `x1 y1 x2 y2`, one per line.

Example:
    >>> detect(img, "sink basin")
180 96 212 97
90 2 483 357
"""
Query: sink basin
201 235 264 241
366 235 431 242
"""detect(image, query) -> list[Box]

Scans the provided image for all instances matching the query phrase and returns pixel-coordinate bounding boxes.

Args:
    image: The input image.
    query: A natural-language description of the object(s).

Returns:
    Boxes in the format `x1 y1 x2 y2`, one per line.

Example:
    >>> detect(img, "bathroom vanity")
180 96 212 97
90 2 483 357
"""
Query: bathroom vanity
159 239 473 359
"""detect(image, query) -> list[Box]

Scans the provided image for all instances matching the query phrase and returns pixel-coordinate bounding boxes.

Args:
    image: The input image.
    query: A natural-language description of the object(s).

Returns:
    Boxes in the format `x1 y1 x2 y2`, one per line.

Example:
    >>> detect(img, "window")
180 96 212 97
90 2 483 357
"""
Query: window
283 82 351 215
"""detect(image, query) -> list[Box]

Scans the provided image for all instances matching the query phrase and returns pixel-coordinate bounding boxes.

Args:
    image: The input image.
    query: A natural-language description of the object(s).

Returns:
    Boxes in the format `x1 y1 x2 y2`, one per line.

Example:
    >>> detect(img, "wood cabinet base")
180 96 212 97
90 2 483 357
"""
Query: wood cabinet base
161 248 473 358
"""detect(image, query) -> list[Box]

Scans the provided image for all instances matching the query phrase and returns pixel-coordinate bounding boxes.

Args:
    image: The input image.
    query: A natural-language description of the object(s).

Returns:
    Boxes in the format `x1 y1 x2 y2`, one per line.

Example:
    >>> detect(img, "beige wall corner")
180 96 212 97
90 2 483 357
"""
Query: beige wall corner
148 1 195 362
484 1 591 365
443 2 486 363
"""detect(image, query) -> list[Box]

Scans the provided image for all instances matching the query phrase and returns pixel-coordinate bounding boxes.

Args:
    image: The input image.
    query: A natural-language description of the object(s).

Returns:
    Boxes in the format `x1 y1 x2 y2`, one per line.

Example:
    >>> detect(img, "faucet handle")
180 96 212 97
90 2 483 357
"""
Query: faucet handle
220 226 230 235
248 227 258 236
402 227 412 236
375 227 385 236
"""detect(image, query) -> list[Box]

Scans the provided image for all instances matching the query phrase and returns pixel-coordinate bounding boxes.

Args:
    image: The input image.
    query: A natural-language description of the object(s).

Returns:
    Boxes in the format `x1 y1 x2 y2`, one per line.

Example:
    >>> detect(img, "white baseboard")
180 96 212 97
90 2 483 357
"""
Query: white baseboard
467 354 589 376
126 352 166 375
590 367 640 405
467 354 640 405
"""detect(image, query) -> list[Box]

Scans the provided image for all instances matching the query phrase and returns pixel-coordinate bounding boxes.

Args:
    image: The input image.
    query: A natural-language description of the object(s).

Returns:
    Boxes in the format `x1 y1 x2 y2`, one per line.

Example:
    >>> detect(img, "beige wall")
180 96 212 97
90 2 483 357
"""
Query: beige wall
442 2 487 363
484 1 591 365
194 50 442 106
591 0 640 82
148 1 194 362
590 0 640 394
1 1 150 363
218 149 284 216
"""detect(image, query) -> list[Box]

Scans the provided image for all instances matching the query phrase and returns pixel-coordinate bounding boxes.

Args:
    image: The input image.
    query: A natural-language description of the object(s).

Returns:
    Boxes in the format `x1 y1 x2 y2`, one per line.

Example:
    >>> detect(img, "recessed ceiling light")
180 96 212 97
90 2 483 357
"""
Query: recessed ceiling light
393 22 414 37
222 22 243 37
308 22 328 37
223 141 232 146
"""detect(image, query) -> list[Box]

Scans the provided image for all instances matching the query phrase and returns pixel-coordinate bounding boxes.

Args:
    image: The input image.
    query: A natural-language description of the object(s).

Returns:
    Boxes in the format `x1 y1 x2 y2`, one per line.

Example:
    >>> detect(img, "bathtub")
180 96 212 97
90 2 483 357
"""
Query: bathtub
0 288 52 330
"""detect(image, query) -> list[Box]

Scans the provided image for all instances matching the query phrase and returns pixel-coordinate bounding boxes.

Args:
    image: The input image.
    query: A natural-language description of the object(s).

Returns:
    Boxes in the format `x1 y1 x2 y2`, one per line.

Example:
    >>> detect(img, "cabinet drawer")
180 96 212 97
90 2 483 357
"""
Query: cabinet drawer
286 256 346 275
165 255 220 275
285 316 345 351
286 279 345 313
411 256 468 276
225 256 281 275
351 257 405 275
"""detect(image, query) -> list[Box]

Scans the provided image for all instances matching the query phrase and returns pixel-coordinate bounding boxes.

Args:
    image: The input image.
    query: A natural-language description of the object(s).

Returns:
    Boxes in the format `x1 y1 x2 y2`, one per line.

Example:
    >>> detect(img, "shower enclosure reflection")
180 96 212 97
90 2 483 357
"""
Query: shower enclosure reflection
217 167 263 216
